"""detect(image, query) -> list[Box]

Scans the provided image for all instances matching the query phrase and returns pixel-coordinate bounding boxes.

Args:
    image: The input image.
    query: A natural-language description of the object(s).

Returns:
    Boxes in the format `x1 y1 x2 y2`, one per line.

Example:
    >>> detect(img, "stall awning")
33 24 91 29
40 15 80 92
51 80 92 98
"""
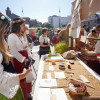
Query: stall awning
71 0 100 38
80 0 100 21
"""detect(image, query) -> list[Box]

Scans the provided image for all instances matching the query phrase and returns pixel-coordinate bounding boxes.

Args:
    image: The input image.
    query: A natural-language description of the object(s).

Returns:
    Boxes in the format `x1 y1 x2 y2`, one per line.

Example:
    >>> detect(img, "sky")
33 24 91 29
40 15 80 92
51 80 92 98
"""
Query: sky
0 0 74 23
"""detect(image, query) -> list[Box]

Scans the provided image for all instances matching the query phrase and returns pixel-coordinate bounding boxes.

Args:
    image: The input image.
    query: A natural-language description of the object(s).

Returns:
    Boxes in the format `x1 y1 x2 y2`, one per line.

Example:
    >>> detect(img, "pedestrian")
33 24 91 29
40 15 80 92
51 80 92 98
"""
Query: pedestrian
47 30 53 43
52 29 60 44
59 23 71 45
0 12 31 100
25 25 33 49
95 24 100 54
38 28 42 38
8 17 33 100
39 28 50 58
83 25 88 36
77 28 86 50
87 29 98 50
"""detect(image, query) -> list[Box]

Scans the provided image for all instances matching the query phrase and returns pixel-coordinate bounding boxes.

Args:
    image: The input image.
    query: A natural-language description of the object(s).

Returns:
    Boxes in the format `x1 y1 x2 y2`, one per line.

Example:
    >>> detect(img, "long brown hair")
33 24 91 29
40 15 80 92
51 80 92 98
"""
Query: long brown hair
0 12 10 64
11 17 25 34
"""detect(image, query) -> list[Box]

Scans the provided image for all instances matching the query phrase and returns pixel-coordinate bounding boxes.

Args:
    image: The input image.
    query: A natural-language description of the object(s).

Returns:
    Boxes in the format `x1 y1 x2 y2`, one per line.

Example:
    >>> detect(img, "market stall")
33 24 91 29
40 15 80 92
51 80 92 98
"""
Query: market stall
33 54 100 100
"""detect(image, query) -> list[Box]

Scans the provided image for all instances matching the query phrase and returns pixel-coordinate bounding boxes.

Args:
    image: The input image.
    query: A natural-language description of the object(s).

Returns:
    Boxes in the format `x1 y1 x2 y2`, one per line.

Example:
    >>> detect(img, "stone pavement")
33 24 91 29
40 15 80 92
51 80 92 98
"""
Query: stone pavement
31 45 40 95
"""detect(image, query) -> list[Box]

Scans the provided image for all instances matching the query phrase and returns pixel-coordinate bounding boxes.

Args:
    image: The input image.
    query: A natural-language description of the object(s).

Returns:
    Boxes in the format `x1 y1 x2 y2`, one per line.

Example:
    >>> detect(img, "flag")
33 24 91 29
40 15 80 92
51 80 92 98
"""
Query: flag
22 8 23 13
59 9 60 13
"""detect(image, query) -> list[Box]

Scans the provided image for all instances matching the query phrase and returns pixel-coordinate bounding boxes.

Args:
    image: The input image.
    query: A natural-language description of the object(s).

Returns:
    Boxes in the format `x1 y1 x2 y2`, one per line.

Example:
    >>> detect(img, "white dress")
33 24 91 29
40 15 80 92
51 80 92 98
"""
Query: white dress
8 33 32 63
0 52 19 99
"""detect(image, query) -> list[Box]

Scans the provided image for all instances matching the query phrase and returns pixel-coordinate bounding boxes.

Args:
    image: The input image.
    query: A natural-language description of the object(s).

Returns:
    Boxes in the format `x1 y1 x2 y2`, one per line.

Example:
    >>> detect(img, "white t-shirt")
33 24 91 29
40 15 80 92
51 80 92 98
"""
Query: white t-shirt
95 34 100 54
39 35 50 43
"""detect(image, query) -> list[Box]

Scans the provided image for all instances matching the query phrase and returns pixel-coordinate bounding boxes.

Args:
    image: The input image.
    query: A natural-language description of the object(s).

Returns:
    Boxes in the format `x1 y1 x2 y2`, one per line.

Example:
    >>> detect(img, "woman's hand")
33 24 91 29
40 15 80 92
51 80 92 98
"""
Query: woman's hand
24 66 31 74
19 66 31 80
28 57 35 65
23 66 31 73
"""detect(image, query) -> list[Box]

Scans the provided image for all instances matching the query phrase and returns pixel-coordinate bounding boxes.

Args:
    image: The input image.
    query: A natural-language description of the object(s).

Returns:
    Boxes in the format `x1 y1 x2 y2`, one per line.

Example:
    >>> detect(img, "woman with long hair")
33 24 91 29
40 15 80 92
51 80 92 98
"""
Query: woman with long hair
0 12 31 100
8 17 33 100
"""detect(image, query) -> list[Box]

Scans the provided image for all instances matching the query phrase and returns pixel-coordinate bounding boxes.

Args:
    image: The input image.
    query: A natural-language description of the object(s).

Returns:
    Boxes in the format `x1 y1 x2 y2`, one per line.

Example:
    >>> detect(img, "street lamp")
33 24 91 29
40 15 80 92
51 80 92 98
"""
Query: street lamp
59 9 60 28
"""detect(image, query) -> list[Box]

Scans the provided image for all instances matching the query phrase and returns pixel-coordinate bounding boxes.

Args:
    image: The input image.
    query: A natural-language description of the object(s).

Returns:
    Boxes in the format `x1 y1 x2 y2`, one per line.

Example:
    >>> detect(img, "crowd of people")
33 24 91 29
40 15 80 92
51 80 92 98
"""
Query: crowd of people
0 11 100 100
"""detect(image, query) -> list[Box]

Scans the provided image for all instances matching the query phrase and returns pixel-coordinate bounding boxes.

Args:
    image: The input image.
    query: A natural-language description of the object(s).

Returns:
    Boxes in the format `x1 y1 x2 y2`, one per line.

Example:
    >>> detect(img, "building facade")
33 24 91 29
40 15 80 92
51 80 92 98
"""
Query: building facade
6 7 19 19
81 13 100 31
48 15 71 29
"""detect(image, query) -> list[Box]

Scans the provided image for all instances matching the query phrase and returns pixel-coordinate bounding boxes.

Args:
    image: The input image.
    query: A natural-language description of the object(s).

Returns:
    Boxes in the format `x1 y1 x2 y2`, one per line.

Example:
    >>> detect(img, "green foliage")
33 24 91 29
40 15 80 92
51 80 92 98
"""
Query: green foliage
55 42 69 54
43 22 53 29
34 25 42 27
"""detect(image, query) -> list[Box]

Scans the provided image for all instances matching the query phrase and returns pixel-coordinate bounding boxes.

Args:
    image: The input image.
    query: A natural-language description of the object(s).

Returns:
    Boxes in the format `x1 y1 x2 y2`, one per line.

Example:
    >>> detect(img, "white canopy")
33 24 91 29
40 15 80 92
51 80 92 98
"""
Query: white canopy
71 0 100 38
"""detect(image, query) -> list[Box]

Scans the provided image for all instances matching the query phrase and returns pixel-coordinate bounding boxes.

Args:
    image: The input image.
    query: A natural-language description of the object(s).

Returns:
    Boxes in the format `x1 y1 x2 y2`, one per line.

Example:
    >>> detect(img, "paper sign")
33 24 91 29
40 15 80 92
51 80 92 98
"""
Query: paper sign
51 88 68 100
79 75 90 83
80 36 87 43
49 66 54 71
54 72 66 79
37 88 50 100
47 72 51 79
39 79 57 87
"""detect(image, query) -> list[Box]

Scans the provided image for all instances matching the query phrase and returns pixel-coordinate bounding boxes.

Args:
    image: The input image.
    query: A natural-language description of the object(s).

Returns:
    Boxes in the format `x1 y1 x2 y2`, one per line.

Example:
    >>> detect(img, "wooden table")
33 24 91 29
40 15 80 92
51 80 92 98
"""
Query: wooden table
33 55 100 100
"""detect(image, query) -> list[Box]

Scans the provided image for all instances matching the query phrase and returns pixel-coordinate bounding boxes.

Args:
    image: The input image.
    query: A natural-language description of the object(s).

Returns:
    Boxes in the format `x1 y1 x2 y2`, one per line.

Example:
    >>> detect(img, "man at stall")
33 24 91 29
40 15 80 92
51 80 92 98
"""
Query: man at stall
83 25 88 36
77 28 87 50
95 24 100 54
87 29 98 50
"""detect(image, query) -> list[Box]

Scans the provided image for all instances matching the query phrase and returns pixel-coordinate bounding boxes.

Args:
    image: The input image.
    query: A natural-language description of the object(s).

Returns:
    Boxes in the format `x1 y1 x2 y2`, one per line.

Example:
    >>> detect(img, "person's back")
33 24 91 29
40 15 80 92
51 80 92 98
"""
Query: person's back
59 23 71 45
59 29 69 44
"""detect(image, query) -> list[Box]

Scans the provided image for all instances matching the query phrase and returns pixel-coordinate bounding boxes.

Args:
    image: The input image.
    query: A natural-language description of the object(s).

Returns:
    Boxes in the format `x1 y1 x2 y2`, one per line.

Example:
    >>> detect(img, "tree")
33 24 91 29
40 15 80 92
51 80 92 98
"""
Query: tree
42 22 53 29
34 25 42 27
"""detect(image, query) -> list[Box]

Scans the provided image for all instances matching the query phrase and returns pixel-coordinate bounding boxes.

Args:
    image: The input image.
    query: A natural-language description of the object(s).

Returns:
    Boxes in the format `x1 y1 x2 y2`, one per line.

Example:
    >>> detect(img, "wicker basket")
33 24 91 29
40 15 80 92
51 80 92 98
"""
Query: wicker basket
69 88 86 95
68 82 87 95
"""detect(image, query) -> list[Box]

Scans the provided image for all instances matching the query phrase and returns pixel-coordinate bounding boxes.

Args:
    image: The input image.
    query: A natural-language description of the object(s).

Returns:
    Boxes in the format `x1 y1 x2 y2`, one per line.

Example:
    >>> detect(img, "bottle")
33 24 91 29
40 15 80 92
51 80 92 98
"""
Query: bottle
68 65 71 69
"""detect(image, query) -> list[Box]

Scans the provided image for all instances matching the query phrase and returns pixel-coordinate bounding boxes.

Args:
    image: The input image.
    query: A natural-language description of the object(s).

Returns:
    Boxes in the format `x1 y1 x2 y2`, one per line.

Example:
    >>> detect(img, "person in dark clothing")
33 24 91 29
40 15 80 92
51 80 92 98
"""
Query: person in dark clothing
39 28 50 58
